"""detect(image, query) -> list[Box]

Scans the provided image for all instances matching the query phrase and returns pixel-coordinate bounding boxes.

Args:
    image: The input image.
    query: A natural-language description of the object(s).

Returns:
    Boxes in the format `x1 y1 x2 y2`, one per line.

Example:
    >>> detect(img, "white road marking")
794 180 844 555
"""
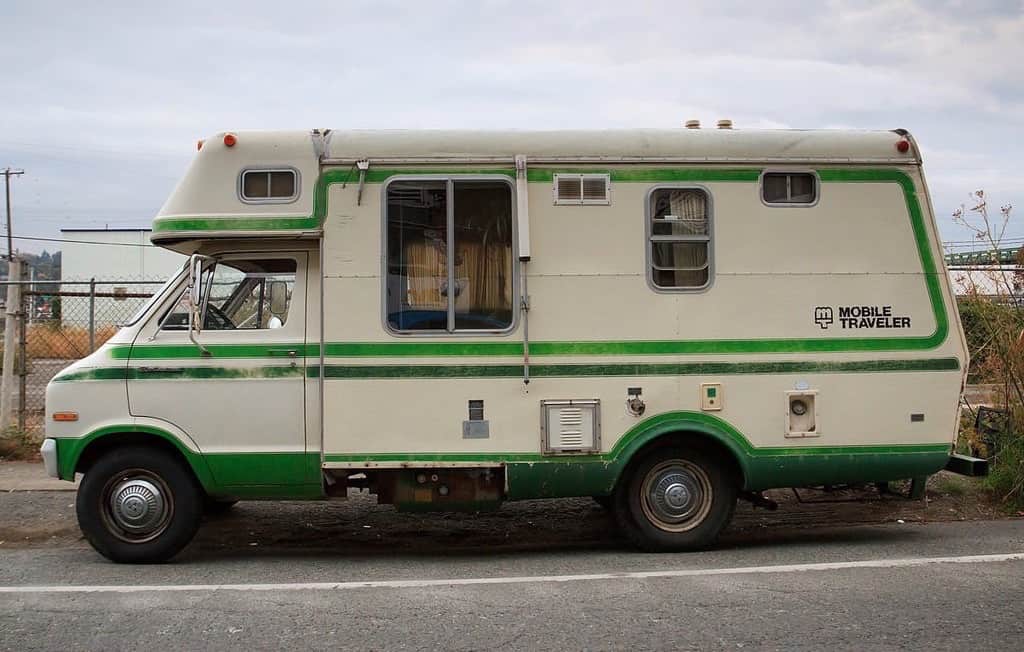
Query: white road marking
2 552 1021 594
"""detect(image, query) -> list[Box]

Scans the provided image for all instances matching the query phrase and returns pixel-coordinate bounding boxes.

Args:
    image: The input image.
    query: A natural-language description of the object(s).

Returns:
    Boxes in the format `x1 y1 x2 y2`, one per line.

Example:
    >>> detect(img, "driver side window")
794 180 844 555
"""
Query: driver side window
162 258 297 331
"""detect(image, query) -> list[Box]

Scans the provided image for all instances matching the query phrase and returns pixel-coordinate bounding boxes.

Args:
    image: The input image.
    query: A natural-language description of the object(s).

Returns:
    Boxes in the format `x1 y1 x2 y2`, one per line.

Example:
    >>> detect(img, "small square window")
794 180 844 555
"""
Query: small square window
762 172 817 205
240 169 298 202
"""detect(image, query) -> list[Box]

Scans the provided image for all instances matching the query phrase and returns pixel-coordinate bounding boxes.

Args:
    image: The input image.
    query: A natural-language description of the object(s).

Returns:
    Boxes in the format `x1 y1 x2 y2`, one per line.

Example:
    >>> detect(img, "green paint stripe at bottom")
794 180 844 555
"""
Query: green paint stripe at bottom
322 442 952 465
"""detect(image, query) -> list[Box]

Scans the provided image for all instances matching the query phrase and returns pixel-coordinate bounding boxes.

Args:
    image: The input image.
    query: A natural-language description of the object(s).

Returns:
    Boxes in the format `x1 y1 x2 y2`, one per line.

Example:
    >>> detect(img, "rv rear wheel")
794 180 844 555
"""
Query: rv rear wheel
76 446 202 563
614 446 736 552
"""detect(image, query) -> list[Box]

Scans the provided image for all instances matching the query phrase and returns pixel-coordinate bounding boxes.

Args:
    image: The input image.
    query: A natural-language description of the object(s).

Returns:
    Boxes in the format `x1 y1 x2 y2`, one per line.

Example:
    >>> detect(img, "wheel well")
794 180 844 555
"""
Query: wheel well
618 430 746 491
75 432 198 483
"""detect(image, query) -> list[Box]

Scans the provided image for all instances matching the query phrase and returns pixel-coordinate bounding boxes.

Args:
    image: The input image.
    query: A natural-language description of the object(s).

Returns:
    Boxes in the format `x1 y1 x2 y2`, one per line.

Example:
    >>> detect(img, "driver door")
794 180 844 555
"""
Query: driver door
128 252 313 488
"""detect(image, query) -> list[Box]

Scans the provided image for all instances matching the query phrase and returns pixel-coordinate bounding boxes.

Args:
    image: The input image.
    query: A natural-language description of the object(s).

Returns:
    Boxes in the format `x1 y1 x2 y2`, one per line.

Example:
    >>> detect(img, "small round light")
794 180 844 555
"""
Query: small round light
223 133 237 147
196 139 204 151
896 139 910 153
790 399 808 416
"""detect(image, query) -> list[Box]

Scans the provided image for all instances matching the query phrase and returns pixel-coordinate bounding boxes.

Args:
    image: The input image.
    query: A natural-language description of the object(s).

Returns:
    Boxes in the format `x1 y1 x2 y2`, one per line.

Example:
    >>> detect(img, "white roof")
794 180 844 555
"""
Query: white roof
321 128 917 164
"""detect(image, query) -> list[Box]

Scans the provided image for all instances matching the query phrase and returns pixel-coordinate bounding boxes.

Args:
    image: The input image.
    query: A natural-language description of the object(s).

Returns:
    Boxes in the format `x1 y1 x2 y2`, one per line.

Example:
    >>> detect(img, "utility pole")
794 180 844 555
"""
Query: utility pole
4 168 25 259
1 167 25 430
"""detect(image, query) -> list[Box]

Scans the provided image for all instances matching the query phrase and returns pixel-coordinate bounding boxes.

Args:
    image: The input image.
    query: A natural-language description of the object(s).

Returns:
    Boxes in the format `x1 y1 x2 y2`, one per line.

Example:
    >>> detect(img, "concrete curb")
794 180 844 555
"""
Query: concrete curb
0 462 78 492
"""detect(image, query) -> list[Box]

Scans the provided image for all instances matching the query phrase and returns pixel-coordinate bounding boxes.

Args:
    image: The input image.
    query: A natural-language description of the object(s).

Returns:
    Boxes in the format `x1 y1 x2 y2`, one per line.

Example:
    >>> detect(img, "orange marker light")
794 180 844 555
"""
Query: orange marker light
197 139 205 151
52 411 79 422
223 133 237 147
896 139 910 153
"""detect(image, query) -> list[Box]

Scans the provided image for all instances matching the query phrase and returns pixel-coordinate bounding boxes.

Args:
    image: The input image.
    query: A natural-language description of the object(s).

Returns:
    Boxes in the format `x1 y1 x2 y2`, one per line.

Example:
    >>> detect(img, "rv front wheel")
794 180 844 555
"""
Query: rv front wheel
76 446 202 563
614 446 736 552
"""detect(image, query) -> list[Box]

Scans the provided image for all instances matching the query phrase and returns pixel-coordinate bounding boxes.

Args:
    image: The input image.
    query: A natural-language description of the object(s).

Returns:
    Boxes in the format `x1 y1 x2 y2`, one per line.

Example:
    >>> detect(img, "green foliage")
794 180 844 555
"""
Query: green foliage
982 405 1024 509
957 294 1024 508
951 191 1023 507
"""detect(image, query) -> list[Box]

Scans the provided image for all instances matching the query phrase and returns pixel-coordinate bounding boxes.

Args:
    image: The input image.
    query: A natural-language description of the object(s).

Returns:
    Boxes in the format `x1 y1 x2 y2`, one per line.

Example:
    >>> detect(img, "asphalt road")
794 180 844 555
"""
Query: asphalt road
2 517 1023 651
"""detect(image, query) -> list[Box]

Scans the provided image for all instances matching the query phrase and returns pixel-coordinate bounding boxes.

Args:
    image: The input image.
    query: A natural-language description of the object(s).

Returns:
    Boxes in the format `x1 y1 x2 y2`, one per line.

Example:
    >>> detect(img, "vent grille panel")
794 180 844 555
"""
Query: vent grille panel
554 174 610 205
557 176 582 201
541 399 601 454
582 178 608 201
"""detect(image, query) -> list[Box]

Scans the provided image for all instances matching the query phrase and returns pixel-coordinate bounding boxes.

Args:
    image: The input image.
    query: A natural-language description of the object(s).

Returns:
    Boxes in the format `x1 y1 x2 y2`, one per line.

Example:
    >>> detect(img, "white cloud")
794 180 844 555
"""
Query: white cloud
0 0 1022 249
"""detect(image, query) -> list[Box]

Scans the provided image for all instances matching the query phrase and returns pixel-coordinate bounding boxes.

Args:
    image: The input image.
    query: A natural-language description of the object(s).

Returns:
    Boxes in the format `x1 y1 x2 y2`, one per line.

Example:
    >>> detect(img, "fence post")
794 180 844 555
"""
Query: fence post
17 263 27 431
88 277 96 353
0 258 22 430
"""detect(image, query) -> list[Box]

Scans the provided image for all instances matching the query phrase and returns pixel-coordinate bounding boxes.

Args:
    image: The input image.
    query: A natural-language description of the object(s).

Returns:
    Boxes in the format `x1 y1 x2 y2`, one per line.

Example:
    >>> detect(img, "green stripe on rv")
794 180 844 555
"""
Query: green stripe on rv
53 357 959 382
108 336 961 359
151 167 762 233
54 412 953 497
147 167 949 354
325 410 953 495
151 167 516 234
318 358 959 379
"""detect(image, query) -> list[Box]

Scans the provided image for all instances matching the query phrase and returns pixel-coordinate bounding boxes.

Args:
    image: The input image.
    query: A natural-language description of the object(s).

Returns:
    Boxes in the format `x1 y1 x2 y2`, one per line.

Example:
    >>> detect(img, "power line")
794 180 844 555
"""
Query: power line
9 234 155 248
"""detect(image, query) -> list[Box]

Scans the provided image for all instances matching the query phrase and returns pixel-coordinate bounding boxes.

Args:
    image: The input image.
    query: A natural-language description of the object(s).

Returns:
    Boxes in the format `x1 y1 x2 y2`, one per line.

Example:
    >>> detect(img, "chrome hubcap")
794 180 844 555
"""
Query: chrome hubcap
100 471 173 543
110 479 165 533
641 460 713 532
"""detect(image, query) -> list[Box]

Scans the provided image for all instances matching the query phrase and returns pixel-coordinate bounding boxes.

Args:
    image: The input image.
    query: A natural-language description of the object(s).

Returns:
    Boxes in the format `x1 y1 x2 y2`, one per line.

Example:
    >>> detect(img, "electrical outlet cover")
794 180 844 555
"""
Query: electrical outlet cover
700 383 723 411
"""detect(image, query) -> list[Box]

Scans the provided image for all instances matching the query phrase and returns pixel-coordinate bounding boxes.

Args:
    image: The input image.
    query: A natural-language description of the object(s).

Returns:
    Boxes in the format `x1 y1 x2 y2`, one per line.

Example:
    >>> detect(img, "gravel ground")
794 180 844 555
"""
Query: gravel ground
0 473 1003 555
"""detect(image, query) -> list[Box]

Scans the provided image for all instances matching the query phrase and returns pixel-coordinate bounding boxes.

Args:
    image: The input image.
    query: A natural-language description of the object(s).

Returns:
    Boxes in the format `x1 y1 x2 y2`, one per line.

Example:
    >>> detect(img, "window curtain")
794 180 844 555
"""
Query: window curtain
665 190 708 286
455 238 512 315
403 241 447 309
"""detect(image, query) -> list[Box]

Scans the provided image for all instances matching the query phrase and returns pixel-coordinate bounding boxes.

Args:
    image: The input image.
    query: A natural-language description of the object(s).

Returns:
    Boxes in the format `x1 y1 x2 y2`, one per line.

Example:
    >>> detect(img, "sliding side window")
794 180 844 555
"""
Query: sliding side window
762 172 817 205
648 187 712 290
385 179 515 333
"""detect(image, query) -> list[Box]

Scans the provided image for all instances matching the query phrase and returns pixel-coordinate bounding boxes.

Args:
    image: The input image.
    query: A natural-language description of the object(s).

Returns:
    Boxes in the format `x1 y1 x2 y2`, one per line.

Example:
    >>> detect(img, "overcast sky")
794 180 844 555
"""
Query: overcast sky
1 0 1021 256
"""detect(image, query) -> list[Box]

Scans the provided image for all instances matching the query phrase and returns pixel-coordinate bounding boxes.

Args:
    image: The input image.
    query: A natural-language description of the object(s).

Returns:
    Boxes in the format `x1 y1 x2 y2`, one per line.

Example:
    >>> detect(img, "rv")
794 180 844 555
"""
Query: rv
42 127 972 562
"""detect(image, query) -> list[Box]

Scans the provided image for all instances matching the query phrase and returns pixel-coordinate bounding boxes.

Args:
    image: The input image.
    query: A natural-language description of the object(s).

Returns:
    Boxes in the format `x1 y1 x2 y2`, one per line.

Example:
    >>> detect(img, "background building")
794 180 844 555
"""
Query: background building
58 228 185 327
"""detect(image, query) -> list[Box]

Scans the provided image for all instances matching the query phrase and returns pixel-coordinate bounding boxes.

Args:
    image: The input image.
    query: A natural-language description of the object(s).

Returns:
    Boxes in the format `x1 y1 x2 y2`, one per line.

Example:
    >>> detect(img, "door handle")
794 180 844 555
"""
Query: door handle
267 349 298 358
268 349 300 368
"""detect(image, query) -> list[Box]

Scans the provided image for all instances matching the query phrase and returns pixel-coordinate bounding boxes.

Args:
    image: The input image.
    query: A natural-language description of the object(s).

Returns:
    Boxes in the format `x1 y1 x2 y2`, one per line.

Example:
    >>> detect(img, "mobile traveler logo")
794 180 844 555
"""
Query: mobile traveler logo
814 307 834 329
813 305 912 330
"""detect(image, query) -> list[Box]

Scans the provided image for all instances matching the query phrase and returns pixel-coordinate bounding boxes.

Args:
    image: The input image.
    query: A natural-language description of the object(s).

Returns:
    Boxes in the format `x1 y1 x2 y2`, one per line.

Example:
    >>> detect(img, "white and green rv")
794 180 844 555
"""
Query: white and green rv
43 127 973 562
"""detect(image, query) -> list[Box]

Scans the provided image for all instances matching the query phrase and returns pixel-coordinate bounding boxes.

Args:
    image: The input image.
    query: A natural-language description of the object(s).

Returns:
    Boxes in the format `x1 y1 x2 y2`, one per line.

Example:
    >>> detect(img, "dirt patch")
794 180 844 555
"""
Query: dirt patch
0 472 1010 554
0 431 42 462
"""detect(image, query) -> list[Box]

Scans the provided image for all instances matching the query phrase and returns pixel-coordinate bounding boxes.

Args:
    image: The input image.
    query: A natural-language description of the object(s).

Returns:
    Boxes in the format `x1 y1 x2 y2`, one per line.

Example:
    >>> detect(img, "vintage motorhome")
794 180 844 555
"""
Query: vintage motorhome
43 126 973 562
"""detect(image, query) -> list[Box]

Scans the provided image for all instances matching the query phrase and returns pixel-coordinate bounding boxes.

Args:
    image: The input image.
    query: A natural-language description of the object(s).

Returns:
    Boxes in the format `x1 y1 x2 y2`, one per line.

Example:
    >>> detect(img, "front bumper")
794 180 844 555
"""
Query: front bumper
40 439 58 478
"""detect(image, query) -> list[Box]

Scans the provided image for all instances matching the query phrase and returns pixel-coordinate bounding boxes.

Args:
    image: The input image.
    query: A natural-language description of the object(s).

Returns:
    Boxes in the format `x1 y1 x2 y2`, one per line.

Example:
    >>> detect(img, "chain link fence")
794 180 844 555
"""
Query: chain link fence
1 278 164 436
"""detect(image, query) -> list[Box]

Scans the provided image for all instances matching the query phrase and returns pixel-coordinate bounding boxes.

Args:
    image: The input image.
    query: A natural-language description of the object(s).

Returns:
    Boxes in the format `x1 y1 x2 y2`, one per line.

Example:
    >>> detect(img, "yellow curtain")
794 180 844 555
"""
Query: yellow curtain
404 241 446 309
455 240 512 313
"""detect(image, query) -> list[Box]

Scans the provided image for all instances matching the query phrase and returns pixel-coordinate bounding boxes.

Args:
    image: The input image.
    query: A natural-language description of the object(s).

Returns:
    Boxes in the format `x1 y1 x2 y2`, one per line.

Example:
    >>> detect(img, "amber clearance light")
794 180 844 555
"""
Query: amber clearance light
52 411 79 422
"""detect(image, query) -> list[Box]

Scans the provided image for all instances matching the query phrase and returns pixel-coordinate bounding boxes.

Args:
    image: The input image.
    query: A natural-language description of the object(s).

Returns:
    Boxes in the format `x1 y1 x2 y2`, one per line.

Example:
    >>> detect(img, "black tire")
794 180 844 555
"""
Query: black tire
203 497 239 515
613 445 737 552
76 446 202 563
592 495 613 510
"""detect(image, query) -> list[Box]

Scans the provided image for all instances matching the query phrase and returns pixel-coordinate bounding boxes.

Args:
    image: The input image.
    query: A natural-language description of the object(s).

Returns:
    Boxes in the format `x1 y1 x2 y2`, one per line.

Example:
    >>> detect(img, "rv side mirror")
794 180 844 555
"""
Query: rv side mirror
268 280 288 316
187 254 207 335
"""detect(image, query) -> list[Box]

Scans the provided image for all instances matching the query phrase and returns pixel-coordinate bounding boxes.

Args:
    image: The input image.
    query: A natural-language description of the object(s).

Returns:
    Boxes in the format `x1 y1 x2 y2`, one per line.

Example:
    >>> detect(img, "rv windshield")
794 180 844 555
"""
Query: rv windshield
121 265 187 327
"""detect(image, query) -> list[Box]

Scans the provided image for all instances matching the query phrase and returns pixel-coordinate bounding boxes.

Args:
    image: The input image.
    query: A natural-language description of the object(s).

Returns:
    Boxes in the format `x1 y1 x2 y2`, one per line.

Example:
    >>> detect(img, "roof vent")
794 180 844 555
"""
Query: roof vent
684 119 701 129
717 119 733 129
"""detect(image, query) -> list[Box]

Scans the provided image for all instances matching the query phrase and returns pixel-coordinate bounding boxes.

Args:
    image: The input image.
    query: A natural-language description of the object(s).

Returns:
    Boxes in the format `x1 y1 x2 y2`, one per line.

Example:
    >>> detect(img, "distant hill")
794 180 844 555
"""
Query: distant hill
0 251 61 290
